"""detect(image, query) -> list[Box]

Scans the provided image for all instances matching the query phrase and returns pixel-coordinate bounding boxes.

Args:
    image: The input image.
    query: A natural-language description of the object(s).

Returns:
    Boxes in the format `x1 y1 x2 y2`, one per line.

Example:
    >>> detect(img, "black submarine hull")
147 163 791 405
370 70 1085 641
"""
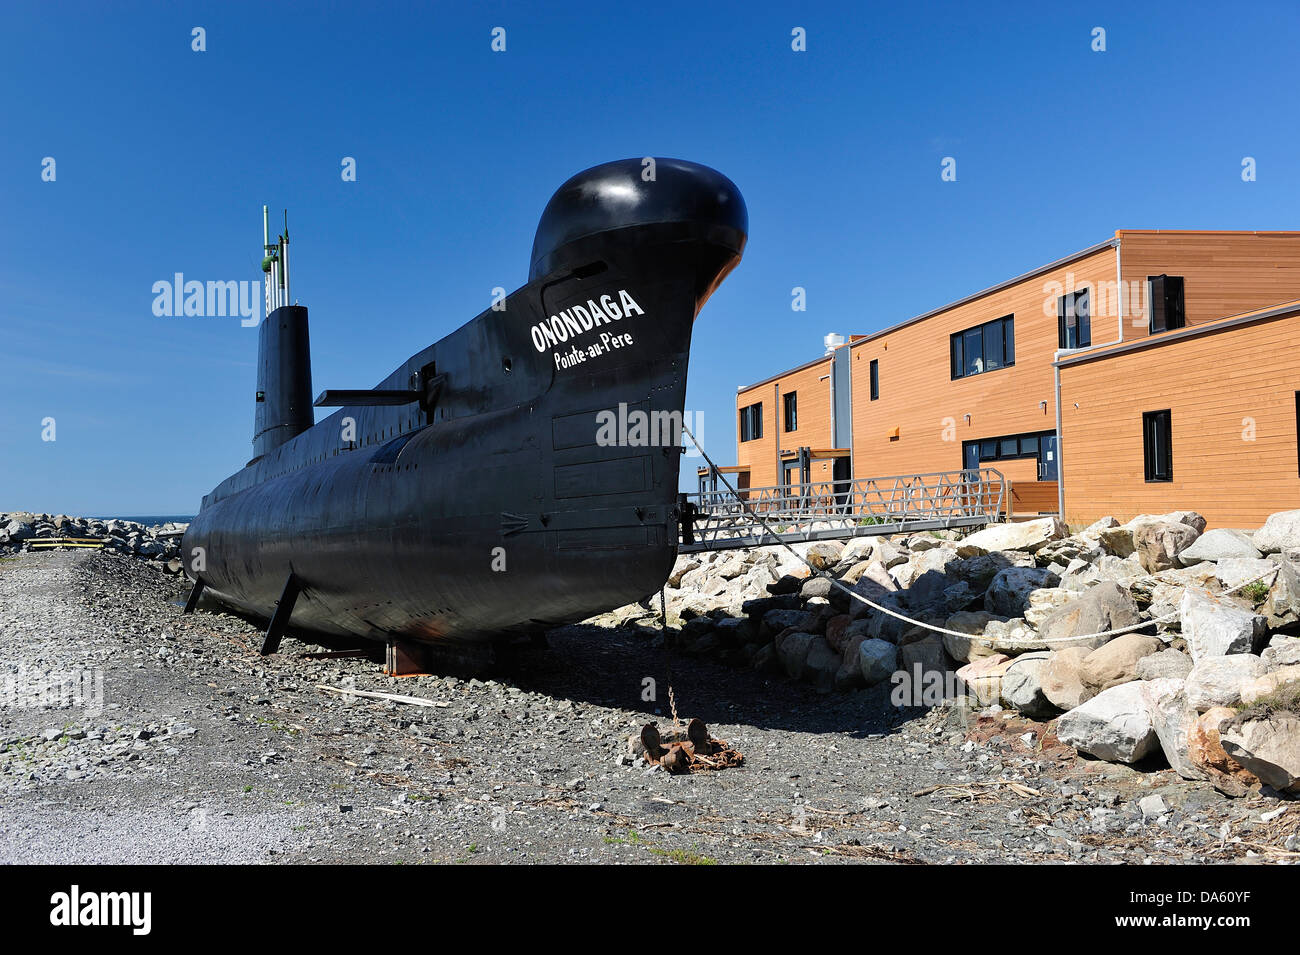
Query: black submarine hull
183 159 746 645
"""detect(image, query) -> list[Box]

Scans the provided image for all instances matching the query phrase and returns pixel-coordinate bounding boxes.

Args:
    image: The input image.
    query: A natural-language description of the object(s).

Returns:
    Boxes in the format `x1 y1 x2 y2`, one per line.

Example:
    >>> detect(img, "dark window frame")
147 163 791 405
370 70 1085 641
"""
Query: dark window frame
1058 288 1092 349
739 402 763 442
962 429 1057 480
1143 409 1173 482
1148 274 1186 334
949 314 1016 380
782 392 797 432
869 359 879 400
961 430 1053 463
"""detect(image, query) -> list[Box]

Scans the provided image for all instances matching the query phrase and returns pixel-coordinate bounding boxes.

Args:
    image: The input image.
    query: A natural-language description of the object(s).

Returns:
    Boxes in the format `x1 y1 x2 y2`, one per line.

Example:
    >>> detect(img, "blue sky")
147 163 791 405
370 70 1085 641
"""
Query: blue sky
2 1 1298 515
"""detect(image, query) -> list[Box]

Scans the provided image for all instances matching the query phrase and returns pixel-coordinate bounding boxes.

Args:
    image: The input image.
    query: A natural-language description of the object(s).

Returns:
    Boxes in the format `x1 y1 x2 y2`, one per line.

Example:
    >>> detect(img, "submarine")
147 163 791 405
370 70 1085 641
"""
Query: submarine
181 158 747 662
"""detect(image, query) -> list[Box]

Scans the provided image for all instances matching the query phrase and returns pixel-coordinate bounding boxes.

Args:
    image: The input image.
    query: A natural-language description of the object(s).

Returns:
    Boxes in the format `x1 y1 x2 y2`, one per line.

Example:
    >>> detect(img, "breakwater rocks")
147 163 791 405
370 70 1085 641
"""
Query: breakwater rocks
596 509 1300 797
0 512 188 571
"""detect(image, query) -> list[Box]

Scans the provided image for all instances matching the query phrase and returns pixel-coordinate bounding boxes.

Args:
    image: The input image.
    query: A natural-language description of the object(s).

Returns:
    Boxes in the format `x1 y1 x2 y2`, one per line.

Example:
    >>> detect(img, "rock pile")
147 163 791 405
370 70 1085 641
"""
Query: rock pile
602 509 1300 796
0 512 188 571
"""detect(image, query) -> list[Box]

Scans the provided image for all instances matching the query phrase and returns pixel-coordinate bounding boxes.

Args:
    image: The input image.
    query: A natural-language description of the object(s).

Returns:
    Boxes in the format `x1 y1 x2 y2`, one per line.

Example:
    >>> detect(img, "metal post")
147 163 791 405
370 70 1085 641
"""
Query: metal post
1054 352 1065 519
282 212 290 305
262 205 272 316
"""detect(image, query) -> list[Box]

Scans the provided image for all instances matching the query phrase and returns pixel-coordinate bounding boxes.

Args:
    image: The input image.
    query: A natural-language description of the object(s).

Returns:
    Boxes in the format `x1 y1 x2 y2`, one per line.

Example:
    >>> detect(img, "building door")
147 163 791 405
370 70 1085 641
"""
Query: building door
962 442 980 474
832 457 852 513
1039 435 1059 480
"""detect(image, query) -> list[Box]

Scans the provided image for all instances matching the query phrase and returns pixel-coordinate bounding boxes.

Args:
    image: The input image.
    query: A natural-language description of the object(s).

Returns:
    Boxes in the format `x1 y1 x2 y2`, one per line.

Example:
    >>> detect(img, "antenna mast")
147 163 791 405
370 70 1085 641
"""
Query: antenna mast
261 206 291 313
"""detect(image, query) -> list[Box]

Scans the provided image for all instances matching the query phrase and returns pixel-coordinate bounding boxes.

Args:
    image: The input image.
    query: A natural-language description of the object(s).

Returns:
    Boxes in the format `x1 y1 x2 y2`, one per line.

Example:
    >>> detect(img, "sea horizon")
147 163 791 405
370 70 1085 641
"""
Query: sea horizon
91 515 195 525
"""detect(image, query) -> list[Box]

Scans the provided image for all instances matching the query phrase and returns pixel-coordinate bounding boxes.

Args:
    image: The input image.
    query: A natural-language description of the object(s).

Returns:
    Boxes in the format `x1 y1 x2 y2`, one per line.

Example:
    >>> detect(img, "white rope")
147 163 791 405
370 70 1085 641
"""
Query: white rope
680 423 1278 649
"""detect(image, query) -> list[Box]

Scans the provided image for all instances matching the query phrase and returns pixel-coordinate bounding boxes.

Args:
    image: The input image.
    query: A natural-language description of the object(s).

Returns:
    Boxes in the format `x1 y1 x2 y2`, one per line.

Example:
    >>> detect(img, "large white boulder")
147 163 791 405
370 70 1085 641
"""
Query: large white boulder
1264 560 1300 630
1097 555 1148 587
835 537 876 567
1136 648 1194 681
1000 651 1057 719
1140 678 1206 780
978 617 1043 654
1056 681 1160 763
1220 714 1300 792
1178 528 1262 565
872 538 909 568
1179 587 1265 662
956 517 1067 557
1254 509 1300 555
1262 636 1300 671
1023 588 1080 629
1213 557 1277 591
1185 654 1267 710
890 545 955 590
667 556 700 587
1034 581 1141 653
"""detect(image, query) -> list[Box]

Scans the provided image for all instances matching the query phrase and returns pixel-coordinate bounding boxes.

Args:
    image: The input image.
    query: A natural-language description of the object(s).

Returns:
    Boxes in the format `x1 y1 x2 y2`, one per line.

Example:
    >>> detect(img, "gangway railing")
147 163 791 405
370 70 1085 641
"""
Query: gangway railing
677 468 1005 553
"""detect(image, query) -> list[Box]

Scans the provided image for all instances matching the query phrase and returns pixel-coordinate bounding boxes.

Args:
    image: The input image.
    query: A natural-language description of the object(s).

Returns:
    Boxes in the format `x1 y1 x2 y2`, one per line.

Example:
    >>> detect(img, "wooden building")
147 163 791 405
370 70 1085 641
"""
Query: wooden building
726 231 1300 529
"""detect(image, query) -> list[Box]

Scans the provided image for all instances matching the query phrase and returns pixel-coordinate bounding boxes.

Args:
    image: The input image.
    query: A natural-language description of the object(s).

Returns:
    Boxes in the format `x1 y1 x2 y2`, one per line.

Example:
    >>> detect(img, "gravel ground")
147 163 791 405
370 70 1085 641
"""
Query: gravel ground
0 549 1295 864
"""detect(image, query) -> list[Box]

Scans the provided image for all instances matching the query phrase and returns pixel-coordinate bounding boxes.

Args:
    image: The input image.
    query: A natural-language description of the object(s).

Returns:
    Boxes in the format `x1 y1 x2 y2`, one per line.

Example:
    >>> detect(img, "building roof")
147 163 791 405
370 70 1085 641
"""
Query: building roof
736 351 832 394
1114 229 1300 237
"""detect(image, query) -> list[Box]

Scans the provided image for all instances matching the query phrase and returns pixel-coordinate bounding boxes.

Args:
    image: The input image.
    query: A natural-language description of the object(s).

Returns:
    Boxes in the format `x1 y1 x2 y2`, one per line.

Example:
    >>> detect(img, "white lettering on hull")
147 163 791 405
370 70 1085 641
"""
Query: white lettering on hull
530 289 646 353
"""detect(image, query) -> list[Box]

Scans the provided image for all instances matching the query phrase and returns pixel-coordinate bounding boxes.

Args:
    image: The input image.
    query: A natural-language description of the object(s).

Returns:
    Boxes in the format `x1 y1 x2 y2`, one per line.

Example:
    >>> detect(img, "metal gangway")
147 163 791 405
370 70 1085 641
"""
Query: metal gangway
676 468 1005 553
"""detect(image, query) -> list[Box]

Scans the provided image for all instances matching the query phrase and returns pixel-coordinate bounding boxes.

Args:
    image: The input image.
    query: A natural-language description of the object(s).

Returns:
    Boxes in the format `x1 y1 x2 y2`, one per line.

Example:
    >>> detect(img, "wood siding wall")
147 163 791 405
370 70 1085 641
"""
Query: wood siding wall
848 247 1117 481
1059 311 1300 529
1008 480 1059 517
736 357 834 488
1120 232 1300 340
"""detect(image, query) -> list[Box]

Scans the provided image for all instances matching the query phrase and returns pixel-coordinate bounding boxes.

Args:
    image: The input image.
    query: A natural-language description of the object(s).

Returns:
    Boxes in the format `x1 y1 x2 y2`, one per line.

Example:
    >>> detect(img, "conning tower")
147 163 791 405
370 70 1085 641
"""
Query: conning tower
252 207 313 461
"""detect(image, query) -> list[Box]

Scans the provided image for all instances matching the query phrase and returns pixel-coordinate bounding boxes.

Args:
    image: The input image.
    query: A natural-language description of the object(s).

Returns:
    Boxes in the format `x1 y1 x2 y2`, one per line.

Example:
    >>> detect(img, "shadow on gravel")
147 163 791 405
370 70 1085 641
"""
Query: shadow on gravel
487 623 925 740
184 585 924 740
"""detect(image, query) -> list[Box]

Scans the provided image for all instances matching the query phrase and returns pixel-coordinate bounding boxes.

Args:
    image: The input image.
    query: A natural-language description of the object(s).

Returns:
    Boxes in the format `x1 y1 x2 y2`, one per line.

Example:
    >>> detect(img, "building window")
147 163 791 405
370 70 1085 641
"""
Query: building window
949 315 1015 380
962 429 1058 480
1148 275 1186 333
1058 289 1091 349
782 392 797 432
1295 392 1299 477
869 359 879 400
739 402 763 442
1143 410 1172 482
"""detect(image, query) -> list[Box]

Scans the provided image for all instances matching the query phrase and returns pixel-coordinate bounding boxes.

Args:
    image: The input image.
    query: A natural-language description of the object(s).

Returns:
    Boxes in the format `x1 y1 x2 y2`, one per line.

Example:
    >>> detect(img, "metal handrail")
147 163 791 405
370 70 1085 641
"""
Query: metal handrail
678 468 1006 552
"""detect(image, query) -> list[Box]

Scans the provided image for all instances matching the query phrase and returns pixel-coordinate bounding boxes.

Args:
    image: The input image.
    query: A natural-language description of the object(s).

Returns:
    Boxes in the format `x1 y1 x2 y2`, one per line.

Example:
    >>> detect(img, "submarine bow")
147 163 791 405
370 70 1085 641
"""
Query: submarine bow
183 158 746 647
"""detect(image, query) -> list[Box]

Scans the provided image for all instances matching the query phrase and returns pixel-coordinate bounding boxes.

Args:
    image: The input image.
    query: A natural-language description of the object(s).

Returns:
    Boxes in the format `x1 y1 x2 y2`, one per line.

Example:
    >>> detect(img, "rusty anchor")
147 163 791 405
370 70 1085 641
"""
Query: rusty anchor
638 719 743 774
